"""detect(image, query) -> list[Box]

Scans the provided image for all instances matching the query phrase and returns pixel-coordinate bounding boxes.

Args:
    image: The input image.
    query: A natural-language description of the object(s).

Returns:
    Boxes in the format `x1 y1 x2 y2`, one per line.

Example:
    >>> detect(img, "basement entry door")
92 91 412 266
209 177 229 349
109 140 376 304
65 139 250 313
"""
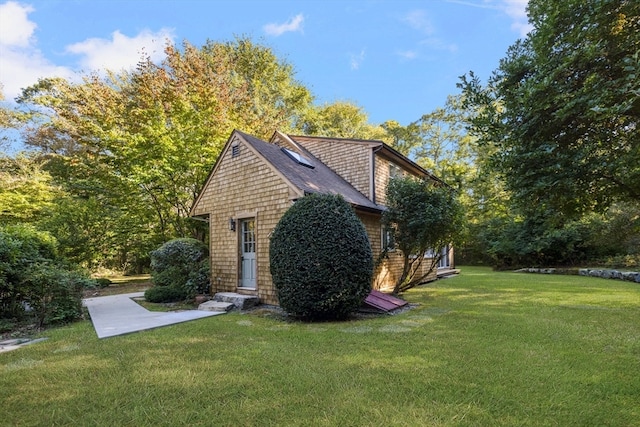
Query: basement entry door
240 218 256 289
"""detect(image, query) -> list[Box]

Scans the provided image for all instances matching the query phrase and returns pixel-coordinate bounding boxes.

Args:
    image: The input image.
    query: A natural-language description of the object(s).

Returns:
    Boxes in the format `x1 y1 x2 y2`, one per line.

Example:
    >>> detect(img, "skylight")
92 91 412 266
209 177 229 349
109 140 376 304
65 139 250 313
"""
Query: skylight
281 147 314 168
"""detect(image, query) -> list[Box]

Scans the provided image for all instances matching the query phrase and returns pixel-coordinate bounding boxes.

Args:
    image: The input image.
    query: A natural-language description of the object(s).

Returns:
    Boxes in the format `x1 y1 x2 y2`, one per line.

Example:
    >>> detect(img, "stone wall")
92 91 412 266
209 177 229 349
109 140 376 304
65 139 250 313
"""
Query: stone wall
517 267 640 283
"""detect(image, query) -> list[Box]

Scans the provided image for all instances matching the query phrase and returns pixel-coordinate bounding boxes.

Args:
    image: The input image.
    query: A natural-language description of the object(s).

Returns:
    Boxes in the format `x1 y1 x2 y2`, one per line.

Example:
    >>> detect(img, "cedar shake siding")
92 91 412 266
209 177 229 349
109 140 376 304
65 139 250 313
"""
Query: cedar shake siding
190 130 449 305
191 132 295 304
277 134 377 200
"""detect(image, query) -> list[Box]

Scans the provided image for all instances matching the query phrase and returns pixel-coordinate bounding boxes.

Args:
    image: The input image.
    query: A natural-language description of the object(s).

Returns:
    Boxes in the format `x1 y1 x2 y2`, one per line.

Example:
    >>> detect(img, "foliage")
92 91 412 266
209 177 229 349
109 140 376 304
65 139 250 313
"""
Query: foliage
297 101 387 140
0 154 61 225
14 36 313 270
149 238 210 298
459 0 640 218
383 95 511 259
269 193 373 320
0 85 27 150
143 285 187 303
22 263 90 327
95 278 112 288
473 202 640 269
0 224 58 318
382 177 464 294
0 224 88 326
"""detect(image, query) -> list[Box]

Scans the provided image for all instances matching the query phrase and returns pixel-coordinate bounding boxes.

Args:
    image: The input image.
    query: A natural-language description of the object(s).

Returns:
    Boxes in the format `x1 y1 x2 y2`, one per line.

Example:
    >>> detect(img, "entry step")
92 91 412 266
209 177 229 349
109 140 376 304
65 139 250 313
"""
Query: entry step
213 292 259 310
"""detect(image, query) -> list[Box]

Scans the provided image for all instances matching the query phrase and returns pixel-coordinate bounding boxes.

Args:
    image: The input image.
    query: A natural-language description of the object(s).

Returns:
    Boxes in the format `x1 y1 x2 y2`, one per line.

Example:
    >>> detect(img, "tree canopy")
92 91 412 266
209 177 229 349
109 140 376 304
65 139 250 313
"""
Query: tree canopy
382 177 464 294
8 37 314 270
460 0 640 220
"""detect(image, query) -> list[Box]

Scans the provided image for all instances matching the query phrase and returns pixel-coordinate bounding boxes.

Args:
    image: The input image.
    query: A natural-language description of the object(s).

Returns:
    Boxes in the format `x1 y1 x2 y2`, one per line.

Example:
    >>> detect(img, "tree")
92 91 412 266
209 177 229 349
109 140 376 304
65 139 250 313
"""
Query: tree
297 101 387 140
0 154 60 225
460 0 640 220
0 85 26 151
382 177 464 294
15 37 314 270
269 194 373 320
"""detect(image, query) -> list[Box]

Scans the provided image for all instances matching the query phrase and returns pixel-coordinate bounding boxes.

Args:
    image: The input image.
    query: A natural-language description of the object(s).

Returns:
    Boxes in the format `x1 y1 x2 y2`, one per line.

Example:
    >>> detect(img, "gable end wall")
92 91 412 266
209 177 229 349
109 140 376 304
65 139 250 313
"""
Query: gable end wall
194 137 294 305
294 140 372 200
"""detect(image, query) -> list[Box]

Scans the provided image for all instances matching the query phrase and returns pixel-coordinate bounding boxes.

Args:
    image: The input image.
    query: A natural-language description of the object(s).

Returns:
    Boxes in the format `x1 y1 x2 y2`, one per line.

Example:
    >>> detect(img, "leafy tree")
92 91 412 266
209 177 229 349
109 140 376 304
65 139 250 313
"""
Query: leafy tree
460 0 640 219
0 154 61 224
382 177 464 294
270 194 373 320
0 85 26 150
380 119 423 156
15 37 314 269
297 101 387 140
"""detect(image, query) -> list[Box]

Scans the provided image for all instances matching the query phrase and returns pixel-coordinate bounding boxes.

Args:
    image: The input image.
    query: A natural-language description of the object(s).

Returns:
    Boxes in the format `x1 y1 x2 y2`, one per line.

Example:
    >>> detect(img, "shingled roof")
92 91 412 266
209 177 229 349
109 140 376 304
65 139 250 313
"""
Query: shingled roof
236 130 382 212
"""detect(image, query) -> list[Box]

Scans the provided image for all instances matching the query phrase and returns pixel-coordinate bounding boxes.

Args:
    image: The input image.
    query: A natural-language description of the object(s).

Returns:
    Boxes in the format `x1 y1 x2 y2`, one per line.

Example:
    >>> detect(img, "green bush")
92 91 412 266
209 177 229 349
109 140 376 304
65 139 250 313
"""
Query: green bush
0 225 59 319
144 286 187 303
0 224 88 326
95 278 112 288
23 263 91 327
149 238 210 298
269 193 373 320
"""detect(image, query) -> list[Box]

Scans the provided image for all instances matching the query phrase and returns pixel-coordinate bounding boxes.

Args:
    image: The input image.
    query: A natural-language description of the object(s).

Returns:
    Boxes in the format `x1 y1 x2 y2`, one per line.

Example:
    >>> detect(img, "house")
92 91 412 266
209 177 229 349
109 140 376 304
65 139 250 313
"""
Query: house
190 130 454 305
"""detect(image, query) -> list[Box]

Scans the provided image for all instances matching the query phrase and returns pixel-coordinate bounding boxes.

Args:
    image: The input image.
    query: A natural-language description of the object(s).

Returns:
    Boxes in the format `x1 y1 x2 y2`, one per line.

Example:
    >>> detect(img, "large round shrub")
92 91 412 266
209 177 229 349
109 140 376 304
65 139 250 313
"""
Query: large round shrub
269 193 373 320
149 238 209 300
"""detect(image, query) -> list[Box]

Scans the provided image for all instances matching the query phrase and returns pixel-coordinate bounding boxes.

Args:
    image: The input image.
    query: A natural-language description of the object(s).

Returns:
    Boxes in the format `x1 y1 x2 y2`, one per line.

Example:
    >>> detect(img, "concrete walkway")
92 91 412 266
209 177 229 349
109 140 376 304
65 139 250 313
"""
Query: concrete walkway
83 292 224 339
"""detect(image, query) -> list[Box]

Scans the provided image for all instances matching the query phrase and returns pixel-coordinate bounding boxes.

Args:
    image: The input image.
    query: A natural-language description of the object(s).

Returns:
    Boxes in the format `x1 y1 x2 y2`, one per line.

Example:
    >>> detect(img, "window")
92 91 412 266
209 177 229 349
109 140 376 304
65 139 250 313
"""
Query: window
389 163 401 179
231 144 240 157
382 227 396 252
282 147 314 168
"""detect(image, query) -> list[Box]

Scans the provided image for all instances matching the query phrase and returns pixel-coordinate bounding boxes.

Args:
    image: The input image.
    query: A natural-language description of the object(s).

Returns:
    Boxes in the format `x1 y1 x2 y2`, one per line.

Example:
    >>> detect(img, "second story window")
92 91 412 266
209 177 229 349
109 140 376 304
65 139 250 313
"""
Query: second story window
389 163 401 179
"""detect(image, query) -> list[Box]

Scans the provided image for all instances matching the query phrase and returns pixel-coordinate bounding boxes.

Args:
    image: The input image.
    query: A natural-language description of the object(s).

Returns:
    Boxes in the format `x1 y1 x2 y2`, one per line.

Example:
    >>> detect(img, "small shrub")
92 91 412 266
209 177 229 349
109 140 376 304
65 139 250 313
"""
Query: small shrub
149 238 210 298
144 286 186 303
269 193 373 320
95 278 112 289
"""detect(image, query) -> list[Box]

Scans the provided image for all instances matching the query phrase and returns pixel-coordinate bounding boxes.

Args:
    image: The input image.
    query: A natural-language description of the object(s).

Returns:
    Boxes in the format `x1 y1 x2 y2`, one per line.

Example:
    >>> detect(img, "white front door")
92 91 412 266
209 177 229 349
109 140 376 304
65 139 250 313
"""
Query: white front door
240 218 256 288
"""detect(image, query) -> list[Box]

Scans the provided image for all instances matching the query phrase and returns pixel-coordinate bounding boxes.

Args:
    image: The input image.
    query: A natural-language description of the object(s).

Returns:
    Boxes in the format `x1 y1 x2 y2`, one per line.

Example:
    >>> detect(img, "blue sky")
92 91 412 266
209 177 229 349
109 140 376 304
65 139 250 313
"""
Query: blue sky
0 0 531 127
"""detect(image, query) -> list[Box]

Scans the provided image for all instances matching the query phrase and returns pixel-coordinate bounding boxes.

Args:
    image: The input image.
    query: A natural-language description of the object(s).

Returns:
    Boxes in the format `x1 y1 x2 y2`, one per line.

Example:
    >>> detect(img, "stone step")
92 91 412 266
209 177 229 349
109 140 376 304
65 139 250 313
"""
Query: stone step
198 301 235 312
213 292 259 310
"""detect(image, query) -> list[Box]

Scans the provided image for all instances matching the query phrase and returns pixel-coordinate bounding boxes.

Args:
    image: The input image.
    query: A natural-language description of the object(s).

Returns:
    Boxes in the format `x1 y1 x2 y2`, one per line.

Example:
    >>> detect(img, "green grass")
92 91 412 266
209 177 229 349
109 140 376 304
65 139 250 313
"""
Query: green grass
2 267 639 426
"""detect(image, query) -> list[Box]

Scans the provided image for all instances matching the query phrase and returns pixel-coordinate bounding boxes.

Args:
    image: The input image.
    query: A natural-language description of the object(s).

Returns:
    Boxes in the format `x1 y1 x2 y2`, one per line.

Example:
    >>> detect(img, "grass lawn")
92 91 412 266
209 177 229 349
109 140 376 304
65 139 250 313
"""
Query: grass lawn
2 267 639 426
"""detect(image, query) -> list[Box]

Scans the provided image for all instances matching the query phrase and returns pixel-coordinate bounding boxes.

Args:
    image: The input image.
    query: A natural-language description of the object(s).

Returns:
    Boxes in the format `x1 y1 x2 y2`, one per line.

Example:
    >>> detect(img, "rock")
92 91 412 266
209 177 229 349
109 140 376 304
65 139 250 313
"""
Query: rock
213 292 259 310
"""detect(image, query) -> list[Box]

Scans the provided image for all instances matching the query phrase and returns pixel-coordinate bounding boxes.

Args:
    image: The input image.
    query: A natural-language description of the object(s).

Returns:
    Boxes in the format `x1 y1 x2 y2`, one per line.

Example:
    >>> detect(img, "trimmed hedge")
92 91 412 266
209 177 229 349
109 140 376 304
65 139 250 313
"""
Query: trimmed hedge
144 286 187 303
269 193 373 320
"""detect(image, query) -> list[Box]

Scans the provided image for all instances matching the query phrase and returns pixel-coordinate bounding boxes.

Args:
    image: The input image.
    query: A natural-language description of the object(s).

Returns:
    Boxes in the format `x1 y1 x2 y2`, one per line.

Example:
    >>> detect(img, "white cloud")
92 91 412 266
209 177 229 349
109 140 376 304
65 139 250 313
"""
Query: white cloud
402 10 434 35
0 1 35 47
65 28 174 72
0 1 74 100
501 0 532 37
263 14 304 36
349 50 365 70
397 50 418 60
0 1 175 101
446 0 532 37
